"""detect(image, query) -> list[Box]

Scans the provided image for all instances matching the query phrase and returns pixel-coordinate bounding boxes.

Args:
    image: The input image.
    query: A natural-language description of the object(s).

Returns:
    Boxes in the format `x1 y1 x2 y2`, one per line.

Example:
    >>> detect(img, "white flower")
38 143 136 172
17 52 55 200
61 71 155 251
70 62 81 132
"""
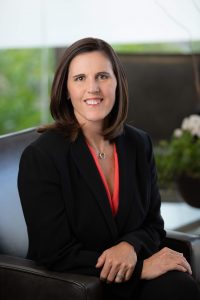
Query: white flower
181 114 200 137
173 128 183 138
181 117 190 130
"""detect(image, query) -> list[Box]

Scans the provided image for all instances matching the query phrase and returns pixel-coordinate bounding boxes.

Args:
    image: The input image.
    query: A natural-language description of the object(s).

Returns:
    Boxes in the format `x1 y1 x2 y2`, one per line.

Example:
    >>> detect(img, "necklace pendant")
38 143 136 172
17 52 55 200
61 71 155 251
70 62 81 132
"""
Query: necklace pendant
98 152 106 159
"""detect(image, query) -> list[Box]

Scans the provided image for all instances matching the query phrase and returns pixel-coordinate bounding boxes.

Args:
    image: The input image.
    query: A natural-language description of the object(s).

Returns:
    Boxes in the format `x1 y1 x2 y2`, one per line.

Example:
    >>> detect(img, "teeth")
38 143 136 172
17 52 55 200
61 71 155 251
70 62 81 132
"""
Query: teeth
85 99 101 105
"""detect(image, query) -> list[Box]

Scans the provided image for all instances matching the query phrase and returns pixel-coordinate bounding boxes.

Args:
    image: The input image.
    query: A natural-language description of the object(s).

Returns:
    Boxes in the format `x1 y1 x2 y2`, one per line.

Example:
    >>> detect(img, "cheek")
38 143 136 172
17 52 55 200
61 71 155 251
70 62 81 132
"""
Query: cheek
68 86 81 101
70 95 81 111
108 83 117 101
67 81 79 98
67 88 79 109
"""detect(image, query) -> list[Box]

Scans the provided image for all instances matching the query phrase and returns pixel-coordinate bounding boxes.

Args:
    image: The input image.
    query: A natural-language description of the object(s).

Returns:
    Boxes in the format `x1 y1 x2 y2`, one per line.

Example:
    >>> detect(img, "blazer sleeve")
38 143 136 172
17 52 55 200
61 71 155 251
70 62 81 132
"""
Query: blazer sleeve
117 130 166 257
18 144 100 274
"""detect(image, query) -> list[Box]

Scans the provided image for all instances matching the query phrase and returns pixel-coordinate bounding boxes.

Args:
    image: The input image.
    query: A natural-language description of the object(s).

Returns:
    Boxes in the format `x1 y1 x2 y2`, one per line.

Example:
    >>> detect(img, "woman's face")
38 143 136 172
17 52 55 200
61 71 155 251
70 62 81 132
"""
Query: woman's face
67 50 117 128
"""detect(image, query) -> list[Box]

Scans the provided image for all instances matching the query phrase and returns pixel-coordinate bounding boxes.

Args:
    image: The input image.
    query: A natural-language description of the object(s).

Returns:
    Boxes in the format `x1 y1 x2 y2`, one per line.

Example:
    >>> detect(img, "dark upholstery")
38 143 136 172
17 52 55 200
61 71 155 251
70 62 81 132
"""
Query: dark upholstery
0 255 102 300
0 128 199 299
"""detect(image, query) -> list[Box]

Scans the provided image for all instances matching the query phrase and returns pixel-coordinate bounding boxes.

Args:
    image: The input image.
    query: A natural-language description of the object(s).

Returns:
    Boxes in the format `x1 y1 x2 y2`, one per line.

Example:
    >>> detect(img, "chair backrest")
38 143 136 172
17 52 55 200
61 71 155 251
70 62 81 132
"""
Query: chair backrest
0 128 39 257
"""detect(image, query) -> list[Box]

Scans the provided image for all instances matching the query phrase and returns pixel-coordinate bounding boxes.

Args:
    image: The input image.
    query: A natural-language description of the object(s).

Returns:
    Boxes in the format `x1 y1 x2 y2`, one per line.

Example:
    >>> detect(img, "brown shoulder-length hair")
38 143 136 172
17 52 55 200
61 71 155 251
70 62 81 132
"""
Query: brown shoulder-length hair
39 37 129 141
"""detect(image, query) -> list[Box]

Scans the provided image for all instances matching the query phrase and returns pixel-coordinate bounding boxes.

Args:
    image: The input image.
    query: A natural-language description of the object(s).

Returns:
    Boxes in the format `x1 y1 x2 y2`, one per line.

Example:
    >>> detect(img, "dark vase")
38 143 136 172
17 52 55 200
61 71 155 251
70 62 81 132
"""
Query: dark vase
177 174 200 208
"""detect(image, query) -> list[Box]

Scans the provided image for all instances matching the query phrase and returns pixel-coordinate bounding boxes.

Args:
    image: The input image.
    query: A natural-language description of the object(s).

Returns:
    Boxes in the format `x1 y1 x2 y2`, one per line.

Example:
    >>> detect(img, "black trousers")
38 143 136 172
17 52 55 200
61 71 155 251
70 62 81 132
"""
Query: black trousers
135 271 200 300
103 271 200 300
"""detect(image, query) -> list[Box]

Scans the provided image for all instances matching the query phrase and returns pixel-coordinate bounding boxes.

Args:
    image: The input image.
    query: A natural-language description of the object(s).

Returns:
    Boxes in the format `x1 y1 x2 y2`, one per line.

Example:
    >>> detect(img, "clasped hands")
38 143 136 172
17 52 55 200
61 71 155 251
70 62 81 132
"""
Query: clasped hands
96 241 192 284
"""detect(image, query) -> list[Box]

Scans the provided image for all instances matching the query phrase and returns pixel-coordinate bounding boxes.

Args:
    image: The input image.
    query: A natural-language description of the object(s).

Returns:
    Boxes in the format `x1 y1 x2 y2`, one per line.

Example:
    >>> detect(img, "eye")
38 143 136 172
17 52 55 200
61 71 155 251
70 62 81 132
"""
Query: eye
74 75 85 81
98 73 109 80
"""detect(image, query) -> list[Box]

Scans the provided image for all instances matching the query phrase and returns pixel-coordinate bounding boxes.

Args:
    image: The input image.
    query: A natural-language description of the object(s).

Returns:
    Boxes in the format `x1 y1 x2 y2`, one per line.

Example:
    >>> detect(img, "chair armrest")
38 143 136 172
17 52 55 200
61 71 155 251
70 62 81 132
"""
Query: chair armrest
0 254 103 300
161 230 200 284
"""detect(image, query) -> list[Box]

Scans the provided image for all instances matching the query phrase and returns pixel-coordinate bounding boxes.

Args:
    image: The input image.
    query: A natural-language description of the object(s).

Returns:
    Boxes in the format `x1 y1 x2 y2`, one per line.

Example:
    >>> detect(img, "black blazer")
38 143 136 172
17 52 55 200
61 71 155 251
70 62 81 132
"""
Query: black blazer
18 124 165 297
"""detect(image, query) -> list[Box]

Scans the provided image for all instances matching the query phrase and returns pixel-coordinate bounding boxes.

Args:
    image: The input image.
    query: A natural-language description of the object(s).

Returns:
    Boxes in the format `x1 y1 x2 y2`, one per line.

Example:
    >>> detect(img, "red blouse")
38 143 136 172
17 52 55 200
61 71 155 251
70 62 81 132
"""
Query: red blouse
87 143 119 215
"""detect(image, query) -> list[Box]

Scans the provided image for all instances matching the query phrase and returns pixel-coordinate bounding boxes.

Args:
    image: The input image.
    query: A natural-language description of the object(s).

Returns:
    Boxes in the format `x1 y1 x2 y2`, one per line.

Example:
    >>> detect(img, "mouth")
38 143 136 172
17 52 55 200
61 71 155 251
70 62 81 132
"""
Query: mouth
84 98 103 106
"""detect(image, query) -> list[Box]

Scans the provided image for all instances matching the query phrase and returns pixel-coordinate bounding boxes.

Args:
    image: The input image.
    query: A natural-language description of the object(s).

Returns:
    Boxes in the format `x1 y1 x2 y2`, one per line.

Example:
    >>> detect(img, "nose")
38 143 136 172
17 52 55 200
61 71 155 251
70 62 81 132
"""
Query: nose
87 78 100 94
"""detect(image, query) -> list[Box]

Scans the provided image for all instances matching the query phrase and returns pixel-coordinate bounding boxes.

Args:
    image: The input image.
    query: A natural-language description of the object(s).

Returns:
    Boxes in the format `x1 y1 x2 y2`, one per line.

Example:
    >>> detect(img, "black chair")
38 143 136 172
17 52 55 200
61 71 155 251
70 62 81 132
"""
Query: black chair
0 128 199 300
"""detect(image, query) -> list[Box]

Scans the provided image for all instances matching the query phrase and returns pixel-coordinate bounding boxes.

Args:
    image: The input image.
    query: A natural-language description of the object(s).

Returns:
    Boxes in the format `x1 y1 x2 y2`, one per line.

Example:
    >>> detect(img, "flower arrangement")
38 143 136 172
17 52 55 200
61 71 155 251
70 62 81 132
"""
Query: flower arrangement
155 114 200 188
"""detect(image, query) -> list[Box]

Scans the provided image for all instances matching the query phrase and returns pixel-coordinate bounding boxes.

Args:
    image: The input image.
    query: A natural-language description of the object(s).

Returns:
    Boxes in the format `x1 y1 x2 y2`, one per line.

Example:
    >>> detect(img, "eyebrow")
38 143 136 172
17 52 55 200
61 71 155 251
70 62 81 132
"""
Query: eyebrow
96 71 110 75
72 71 111 78
72 73 85 79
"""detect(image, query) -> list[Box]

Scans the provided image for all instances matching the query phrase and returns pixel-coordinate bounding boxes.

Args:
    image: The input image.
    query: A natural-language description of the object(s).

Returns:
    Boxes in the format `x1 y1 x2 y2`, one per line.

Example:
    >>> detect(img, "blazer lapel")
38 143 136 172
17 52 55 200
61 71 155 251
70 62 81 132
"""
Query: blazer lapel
116 131 145 234
70 132 118 240
115 132 139 229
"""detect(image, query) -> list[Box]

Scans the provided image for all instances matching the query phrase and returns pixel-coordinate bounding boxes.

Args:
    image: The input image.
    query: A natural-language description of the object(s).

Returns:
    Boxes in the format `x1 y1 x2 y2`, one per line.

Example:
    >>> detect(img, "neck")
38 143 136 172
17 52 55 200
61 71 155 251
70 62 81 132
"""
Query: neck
81 122 105 147
80 121 113 159
84 131 108 151
82 127 112 160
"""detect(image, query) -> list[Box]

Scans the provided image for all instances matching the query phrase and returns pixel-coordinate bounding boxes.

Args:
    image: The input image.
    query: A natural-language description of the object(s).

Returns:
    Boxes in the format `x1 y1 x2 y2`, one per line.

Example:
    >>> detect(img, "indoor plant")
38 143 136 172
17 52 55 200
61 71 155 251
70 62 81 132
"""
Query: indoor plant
155 114 200 207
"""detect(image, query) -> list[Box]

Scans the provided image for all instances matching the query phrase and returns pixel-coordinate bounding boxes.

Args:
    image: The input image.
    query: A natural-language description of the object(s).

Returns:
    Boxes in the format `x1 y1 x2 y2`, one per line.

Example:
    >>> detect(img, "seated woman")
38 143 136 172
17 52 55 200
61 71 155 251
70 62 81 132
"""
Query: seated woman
18 37 200 300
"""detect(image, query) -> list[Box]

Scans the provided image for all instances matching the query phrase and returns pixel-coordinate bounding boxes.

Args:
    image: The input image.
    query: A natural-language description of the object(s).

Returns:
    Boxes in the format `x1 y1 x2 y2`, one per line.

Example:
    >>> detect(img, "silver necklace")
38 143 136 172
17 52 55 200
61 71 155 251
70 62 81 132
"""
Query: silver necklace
97 151 106 160
92 144 106 159
88 142 111 160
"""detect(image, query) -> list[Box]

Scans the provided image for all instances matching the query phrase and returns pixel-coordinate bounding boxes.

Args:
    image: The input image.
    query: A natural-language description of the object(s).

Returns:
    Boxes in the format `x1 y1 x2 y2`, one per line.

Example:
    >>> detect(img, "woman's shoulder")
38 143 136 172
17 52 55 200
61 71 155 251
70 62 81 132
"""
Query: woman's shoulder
36 129 69 144
124 123 151 142
123 124 153 158
24 129 71 155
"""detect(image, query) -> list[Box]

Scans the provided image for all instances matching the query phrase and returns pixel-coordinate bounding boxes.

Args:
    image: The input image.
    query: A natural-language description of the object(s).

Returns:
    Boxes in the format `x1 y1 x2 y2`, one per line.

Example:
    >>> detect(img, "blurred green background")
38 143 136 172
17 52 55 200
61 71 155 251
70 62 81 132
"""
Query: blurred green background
0 41 199 135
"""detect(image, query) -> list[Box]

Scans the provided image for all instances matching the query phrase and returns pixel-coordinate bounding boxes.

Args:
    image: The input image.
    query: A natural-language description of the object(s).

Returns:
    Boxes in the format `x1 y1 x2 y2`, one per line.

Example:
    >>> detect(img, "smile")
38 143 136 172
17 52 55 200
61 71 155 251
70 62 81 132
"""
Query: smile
84 98 103 105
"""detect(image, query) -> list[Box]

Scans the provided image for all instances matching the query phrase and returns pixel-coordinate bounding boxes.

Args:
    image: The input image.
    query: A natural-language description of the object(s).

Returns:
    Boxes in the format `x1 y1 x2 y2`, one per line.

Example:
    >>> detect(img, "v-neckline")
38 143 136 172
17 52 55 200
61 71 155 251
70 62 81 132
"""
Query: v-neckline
87 143 119 215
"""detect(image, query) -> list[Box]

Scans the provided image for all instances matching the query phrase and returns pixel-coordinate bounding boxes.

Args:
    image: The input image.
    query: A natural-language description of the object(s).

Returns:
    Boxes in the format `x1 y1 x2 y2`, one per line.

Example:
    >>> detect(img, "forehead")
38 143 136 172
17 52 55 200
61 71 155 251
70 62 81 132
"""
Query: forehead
68 51 113 73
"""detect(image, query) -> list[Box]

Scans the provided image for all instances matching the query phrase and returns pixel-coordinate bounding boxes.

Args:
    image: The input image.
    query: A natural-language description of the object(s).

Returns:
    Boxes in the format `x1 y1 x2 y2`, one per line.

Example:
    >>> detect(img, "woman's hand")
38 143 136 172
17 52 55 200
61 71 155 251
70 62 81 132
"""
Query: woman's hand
96 241 137 283
141 247 192 280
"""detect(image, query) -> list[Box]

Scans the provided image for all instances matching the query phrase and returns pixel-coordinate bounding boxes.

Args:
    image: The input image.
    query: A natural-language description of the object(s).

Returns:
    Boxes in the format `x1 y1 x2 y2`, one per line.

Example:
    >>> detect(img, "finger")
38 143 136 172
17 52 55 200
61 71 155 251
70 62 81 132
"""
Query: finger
175 264 188 273
115 265 131 283
174 255 192 274
105 265 119 283
124 265 134 281
178 263 192 275
168 249 183 257
180 257 192 274
171 255 192 275
168 250 191 273
176 252 184 257
115 272 126 283
100 260 112 281
96 253 106 268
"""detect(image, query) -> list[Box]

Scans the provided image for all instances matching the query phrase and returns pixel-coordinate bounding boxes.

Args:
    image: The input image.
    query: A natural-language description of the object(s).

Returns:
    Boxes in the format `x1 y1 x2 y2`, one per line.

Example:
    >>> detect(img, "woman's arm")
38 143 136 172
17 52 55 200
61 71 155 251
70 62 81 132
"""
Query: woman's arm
117 131 165 256
18 144 100 274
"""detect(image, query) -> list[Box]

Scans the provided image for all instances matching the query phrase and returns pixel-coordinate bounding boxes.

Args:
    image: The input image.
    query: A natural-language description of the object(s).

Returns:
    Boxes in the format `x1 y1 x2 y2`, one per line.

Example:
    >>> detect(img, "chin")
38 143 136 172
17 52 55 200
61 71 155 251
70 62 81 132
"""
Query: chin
85 114 107 122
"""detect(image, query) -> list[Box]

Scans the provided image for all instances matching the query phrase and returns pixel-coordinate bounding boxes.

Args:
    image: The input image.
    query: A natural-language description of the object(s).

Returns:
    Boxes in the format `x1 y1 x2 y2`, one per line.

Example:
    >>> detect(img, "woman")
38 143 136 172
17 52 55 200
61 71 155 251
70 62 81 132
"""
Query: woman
18 37 200 300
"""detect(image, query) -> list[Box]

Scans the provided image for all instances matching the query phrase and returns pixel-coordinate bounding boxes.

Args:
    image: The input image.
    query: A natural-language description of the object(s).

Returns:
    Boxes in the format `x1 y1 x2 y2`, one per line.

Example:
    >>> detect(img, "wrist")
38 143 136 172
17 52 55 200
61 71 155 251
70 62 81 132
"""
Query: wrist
120 241 135 251
140 260 149 280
